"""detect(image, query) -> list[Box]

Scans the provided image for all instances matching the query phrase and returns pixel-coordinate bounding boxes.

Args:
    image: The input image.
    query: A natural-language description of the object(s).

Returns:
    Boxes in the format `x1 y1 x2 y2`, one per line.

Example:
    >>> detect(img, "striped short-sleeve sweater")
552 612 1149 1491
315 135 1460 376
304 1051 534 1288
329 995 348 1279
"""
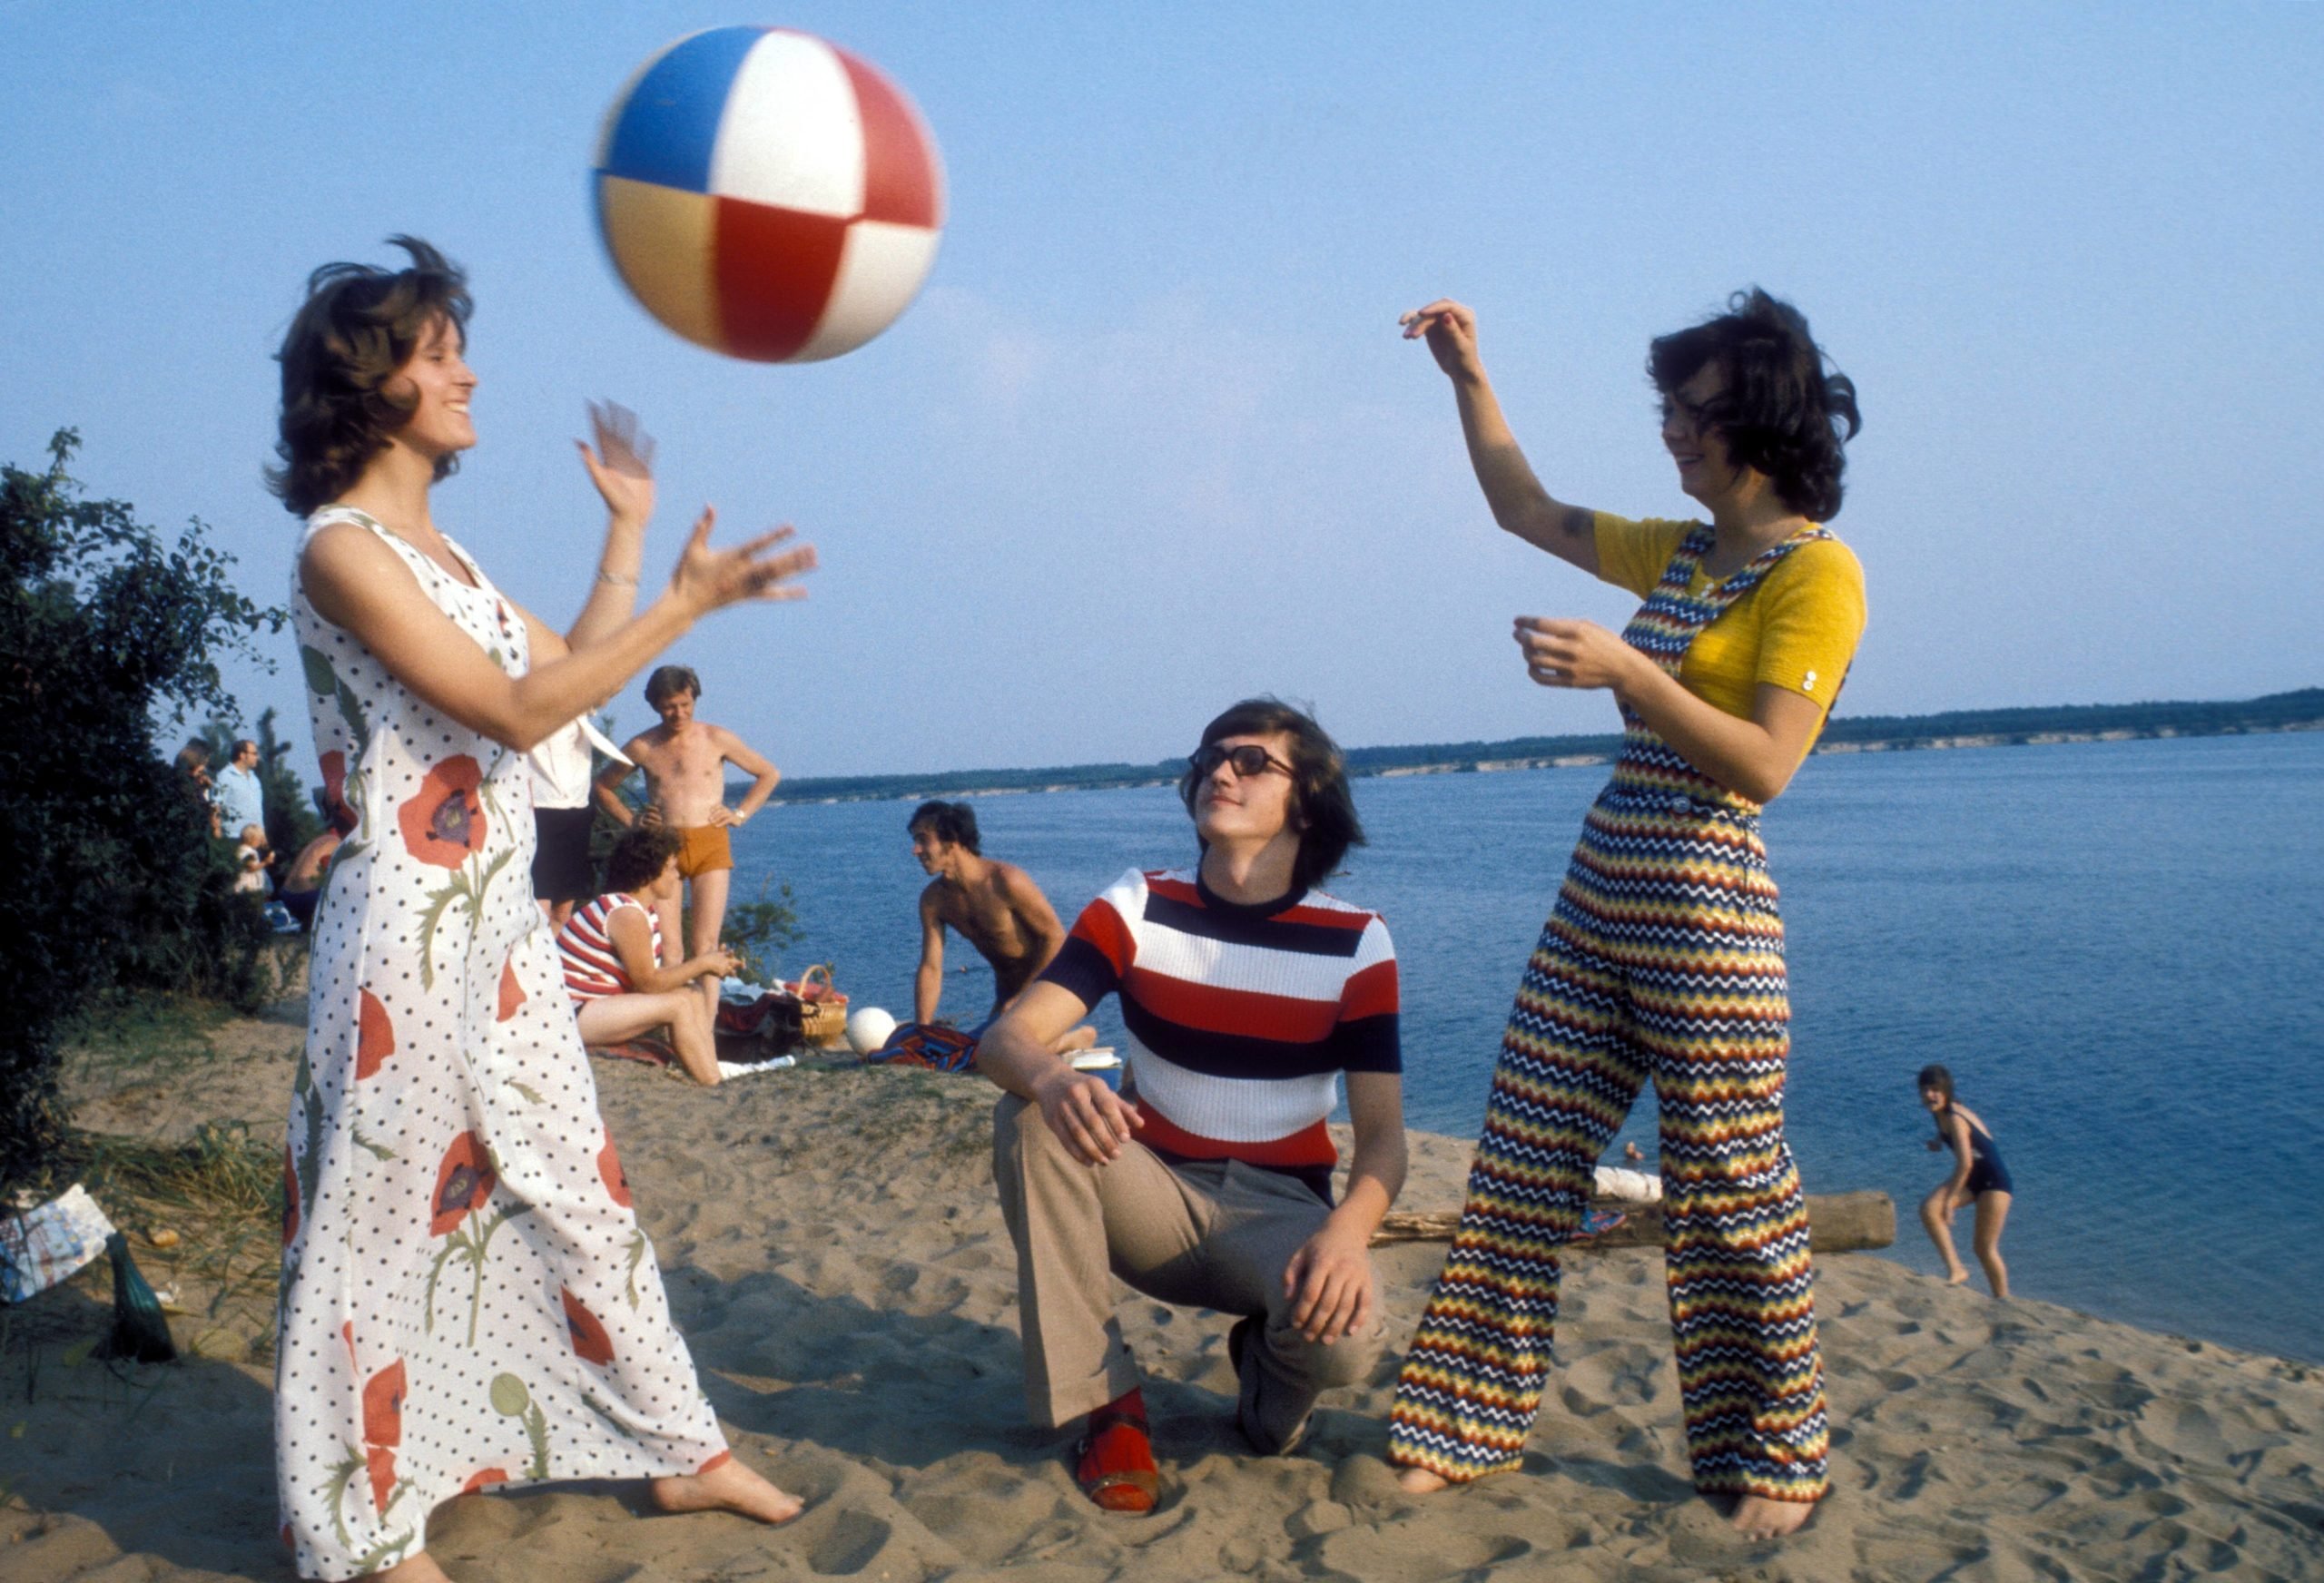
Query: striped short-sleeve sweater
1039 867 1399 1197
558 891 661 1002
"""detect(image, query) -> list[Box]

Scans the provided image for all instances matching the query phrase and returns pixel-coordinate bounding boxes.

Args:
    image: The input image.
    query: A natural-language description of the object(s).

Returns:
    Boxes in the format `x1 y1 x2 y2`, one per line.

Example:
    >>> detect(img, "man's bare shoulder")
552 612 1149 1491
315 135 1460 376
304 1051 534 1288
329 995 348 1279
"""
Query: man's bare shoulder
990 860 1048 899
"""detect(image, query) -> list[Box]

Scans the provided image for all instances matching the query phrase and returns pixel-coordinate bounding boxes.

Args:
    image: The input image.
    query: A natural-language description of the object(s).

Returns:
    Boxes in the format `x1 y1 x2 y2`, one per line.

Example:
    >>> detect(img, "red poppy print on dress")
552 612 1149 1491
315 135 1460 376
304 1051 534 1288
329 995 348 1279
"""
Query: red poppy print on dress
561 1286 615 1365
356 988 396 1080
497 956 526 1022
429 1131 497 1236
365 1444 397 1515
282 1143 300 1246
597 1126 632 1208
460 1468 510 1494
396 754 487 869
362 1360 406 1447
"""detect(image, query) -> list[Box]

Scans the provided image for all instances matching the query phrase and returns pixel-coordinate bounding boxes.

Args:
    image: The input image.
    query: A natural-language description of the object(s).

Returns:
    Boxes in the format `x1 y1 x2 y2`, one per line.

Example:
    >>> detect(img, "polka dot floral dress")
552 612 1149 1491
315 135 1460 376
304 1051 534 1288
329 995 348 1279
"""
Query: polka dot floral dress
277 507 728 1579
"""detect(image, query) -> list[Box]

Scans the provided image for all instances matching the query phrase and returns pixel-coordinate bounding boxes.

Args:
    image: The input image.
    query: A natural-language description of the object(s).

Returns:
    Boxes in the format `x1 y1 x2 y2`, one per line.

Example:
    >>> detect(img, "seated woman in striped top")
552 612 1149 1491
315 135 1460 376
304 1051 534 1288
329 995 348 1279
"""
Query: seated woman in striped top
558 825 740 1086
976 698 1408 1515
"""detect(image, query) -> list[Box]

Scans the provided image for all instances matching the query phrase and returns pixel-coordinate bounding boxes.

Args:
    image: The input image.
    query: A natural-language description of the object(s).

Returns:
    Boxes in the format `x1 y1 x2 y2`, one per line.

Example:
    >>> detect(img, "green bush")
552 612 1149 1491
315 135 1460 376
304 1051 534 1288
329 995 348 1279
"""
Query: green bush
0 430 281 1192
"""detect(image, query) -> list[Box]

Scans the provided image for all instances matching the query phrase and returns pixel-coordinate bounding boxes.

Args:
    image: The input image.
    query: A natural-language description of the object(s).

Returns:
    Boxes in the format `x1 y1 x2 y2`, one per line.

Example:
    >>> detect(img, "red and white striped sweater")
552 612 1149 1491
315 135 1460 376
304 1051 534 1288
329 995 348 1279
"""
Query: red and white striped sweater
1040 867 1399 1200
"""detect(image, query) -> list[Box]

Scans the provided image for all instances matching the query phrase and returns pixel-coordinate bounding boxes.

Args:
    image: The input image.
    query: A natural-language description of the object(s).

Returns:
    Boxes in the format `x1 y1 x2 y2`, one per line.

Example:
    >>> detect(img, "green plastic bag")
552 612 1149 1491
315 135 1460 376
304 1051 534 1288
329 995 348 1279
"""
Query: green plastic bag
94 1232 175 1363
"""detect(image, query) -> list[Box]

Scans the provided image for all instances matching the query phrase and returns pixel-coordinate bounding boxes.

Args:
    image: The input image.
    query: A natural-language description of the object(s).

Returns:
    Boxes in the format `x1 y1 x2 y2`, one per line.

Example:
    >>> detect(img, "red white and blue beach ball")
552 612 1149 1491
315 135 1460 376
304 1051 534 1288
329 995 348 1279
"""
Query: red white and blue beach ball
593 27 945 362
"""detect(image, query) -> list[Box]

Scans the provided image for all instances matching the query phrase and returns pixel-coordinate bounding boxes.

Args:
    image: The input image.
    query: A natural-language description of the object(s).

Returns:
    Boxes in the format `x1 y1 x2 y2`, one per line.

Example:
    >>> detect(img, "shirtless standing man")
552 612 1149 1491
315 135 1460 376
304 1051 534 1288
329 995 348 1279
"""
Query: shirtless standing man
596 664 780 1011
911 800 1092 1047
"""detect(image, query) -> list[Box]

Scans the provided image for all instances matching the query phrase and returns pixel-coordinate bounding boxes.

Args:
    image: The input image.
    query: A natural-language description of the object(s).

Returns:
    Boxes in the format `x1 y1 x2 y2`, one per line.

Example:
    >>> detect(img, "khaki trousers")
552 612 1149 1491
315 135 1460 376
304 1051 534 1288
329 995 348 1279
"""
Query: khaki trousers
991 1094 1385 1447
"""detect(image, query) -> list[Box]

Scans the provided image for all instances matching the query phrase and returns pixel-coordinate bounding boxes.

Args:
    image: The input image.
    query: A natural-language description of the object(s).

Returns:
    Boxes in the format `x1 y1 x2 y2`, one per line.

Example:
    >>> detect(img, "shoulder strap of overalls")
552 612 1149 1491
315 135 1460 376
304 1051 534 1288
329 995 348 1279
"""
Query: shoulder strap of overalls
1722 525 1847 706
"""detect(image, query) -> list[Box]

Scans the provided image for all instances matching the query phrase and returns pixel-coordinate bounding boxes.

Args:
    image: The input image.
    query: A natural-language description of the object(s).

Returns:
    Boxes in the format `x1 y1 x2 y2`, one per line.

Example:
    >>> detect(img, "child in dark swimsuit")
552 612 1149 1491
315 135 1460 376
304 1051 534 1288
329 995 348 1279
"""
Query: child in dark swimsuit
1916 1064 2013 1298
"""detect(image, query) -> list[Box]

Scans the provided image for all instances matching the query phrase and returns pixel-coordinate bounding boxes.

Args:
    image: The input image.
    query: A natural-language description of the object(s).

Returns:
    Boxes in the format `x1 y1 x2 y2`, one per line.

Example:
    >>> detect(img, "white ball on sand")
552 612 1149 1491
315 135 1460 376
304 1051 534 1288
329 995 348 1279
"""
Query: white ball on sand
845 1007 899 1055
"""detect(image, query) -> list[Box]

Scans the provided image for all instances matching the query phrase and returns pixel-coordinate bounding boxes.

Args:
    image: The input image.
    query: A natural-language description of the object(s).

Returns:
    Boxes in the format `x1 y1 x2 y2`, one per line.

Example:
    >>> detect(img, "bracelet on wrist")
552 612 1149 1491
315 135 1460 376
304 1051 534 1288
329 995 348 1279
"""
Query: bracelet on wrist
596 569 638 587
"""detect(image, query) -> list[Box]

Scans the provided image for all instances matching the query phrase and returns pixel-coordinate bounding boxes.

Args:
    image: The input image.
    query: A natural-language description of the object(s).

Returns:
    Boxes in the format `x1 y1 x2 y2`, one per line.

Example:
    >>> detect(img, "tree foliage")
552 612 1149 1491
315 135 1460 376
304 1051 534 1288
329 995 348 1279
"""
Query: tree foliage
257 704 326 860
0 430 282 1191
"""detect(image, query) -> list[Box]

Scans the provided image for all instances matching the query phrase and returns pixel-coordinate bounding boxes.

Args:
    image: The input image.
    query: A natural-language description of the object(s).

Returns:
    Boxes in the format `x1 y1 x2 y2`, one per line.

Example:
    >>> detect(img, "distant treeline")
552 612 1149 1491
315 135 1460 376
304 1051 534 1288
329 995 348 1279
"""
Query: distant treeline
758 687 2322 806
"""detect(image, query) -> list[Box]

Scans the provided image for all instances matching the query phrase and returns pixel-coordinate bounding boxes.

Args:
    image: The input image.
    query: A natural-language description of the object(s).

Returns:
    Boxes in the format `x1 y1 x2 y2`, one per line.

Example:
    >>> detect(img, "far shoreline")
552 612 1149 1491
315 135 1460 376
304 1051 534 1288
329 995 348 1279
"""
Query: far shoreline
749 687 2323 807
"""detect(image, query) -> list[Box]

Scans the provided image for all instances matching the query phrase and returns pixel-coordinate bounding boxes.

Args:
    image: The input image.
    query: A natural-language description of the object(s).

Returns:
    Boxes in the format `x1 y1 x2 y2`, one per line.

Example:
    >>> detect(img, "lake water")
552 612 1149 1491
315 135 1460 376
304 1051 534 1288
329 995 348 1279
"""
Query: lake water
727 732 2324 1364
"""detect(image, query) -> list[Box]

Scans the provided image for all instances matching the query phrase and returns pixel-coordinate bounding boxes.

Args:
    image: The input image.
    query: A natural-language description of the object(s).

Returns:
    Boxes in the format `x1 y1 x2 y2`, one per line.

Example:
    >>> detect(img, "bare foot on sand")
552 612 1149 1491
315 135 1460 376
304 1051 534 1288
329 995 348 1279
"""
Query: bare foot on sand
650 1456 804 1525
1945 1268 1972 1286
368 1553 455 1582
1395 1467 1452 1495
1730 1493 1815 1539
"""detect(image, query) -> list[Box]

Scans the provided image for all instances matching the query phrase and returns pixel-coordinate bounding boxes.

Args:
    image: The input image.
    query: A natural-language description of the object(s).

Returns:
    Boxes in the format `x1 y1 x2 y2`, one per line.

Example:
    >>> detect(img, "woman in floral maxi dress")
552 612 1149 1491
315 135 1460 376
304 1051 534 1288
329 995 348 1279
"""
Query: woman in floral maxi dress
272 238 817 1582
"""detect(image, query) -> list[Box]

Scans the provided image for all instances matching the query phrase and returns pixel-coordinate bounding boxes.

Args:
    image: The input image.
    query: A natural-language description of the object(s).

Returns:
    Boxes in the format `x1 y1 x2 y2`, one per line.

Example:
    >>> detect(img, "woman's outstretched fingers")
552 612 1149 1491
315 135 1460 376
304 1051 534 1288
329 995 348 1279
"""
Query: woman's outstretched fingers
672 510 818 612
743 534 818 601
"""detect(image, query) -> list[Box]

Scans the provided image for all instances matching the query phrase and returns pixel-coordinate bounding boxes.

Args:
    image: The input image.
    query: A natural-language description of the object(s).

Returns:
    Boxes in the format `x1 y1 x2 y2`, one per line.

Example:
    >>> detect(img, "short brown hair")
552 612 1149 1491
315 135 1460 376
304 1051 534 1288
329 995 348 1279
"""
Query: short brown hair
645 665 701 706
605 825 682 894
1178 698 1364 891
268 236 473 517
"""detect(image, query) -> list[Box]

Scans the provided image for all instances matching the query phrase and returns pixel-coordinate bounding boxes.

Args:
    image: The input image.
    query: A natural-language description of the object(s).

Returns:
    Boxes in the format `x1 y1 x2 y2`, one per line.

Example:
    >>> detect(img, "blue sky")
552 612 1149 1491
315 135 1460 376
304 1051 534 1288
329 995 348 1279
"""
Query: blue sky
4 3 2318 776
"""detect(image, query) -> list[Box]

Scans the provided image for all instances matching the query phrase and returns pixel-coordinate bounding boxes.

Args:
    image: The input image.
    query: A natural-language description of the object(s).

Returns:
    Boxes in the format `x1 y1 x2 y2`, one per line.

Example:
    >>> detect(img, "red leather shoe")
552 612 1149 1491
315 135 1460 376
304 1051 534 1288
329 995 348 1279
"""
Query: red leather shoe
1074 1389 1159 1514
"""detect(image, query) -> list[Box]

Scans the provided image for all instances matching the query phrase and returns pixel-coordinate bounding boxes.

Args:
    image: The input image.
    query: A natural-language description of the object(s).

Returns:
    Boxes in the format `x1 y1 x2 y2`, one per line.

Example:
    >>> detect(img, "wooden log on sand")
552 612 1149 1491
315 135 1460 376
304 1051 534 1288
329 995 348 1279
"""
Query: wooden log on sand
1371 1190 1896 1253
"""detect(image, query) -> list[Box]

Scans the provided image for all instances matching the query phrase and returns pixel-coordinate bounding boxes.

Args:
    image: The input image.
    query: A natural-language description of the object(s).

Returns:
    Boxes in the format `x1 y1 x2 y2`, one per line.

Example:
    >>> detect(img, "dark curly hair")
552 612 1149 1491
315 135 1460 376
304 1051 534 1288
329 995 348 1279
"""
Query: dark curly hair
1177 698 1364 892
1649 289 1860 521
605 825 683 895
268 235 473 517
909 800 981 855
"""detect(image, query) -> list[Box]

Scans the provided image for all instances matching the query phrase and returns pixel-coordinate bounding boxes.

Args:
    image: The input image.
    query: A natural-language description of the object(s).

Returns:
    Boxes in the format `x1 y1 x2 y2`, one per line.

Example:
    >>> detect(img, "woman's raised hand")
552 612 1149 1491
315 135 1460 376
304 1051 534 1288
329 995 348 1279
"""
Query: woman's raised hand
577 400 658 526
669 507 817 616
1399 299 1482 380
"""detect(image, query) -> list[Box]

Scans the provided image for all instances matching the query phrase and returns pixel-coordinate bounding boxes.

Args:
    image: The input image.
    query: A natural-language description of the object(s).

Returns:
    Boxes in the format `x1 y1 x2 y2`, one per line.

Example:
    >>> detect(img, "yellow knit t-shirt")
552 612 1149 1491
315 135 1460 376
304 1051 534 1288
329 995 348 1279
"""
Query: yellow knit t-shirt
1593 513 1866 750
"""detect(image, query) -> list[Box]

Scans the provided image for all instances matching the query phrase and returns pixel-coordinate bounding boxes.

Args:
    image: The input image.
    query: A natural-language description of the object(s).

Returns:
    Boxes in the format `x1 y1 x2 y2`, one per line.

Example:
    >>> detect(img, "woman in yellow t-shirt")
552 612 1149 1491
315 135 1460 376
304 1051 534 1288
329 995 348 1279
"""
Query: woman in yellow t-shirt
1384 290 1865 1541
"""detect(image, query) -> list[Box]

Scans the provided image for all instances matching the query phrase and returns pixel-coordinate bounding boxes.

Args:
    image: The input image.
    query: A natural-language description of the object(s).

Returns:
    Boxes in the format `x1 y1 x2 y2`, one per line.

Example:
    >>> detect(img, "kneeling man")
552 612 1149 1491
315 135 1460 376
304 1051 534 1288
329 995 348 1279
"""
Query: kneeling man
977 699 1406 1514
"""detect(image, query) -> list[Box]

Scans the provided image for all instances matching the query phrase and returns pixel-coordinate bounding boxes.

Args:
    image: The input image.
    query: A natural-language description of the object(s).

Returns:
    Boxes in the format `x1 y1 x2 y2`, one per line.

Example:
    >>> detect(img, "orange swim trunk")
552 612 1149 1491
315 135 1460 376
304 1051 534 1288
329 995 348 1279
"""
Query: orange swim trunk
675 823 734 878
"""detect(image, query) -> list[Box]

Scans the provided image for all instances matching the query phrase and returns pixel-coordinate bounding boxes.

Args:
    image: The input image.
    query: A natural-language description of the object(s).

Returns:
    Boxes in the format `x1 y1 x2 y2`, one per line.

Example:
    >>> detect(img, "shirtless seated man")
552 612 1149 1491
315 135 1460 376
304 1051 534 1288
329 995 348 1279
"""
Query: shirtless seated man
595 664 778 1012
911 801 1091 1045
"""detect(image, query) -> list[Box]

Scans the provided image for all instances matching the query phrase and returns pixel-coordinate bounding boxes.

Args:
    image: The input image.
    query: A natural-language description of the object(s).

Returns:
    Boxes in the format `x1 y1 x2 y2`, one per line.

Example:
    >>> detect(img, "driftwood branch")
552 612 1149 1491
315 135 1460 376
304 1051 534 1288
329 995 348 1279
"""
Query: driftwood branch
1371 1190 1895 1253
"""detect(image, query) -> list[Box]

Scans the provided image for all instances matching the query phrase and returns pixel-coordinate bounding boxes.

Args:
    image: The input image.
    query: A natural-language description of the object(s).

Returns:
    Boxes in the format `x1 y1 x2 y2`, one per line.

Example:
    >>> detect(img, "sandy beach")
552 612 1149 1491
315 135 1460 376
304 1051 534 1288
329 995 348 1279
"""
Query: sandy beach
5 997 2321 1582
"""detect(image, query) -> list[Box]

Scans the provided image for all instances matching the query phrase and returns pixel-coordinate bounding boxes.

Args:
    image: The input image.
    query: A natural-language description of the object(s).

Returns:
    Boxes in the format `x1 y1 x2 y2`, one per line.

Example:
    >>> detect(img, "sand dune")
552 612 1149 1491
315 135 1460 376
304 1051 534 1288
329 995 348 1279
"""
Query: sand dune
6 1017 2321 1581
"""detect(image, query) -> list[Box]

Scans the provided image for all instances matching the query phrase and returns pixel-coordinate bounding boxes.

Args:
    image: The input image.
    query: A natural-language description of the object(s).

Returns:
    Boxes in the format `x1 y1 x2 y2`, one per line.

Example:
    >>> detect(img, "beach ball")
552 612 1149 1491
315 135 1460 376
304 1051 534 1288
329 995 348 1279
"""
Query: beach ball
845 1006 900 1055
594 27 945 362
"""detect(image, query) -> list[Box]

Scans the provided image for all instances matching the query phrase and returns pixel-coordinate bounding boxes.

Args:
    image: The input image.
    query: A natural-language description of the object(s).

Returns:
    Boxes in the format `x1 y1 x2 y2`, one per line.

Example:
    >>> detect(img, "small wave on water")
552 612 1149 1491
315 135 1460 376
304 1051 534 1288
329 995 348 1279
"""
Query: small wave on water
734 731 2324 1362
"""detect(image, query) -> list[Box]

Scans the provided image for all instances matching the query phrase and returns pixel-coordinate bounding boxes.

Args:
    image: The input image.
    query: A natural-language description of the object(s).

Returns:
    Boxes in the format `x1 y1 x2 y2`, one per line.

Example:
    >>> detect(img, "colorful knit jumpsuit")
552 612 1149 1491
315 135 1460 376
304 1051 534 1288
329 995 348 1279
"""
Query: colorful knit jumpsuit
1389 525 1834 1505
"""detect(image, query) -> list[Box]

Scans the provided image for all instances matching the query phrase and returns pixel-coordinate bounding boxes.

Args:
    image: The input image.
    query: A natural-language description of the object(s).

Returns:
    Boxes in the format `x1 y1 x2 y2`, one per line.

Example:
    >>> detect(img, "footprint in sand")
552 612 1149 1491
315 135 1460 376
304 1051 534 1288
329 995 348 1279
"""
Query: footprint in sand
808 1509 893 1575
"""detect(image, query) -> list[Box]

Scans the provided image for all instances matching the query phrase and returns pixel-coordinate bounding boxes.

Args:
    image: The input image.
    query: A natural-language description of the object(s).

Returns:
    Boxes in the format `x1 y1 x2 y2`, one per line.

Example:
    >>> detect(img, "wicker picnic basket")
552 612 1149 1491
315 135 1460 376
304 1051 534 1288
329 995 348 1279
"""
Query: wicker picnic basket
782 963 849 1045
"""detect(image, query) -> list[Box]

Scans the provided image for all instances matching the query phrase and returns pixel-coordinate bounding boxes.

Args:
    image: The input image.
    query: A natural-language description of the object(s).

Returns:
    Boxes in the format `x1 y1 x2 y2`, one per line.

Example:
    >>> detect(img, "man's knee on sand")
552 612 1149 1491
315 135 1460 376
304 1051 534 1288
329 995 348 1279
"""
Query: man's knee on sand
1264 1307 1385 1392
995 1093 1384 1379
992 1089 1086 1179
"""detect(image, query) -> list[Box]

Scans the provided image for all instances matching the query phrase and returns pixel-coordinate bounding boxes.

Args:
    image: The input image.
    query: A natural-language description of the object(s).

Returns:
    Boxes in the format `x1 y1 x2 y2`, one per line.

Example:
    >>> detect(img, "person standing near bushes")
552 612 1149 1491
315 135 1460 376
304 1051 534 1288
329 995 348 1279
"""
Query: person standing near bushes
271 235 817 1580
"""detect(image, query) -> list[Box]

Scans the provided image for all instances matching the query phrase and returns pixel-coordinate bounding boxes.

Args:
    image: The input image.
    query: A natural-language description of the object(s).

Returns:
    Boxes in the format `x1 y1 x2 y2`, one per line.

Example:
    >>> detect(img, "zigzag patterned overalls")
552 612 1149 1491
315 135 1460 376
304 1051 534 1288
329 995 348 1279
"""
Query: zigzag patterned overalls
1389 526 1833 1504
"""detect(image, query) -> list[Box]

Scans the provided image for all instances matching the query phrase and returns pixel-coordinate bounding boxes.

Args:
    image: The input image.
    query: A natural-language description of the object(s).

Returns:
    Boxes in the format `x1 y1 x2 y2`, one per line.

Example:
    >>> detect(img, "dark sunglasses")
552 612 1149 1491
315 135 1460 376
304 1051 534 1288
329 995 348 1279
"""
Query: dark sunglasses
1189 743 1294 781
